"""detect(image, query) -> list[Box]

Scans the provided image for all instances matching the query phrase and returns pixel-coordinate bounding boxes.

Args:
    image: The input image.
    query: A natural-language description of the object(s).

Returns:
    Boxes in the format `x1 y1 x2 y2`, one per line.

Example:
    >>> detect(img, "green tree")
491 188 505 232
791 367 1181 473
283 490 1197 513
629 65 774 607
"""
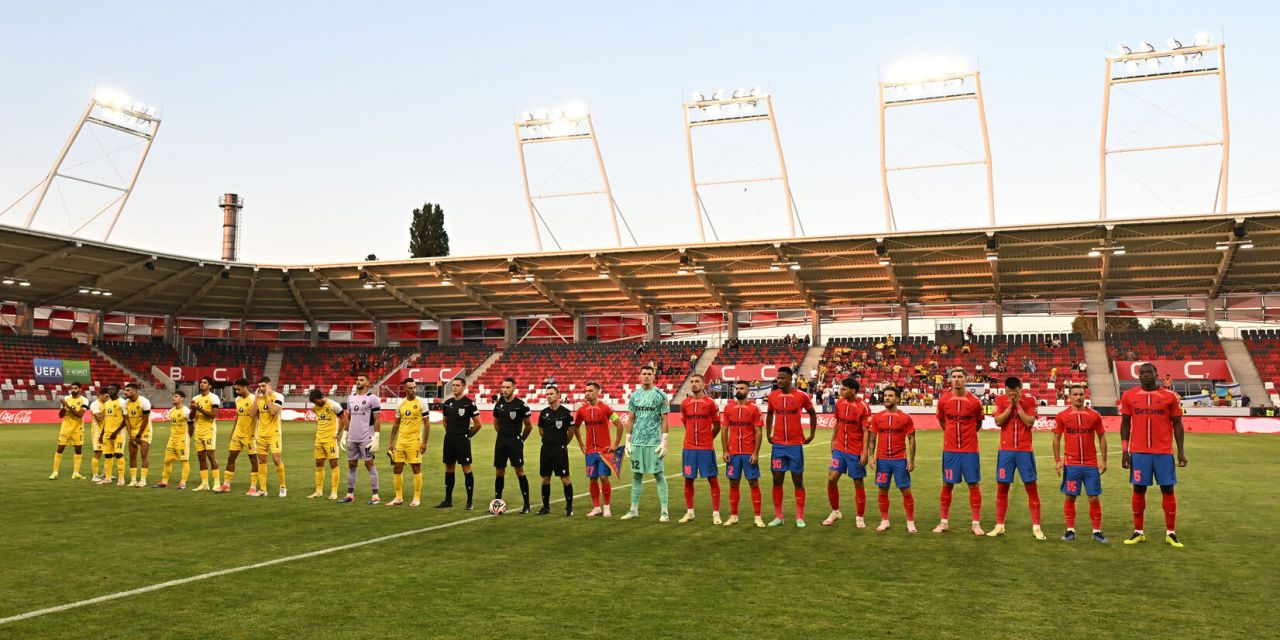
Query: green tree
409 203 450 258
1148 317 1176 332
1072 314 1142 336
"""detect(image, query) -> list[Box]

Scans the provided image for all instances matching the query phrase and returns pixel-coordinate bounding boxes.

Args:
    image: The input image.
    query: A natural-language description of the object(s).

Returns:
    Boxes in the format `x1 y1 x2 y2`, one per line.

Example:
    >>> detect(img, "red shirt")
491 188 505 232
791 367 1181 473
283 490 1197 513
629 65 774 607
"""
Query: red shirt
832 398 871 455
767 388 813 445
680 396 719 451
871 410 915 459
994 393 1038 452
574 402 616 454
936 390 984 453
1053 407 1105 467
1119 387 1182 454
721 402 763 455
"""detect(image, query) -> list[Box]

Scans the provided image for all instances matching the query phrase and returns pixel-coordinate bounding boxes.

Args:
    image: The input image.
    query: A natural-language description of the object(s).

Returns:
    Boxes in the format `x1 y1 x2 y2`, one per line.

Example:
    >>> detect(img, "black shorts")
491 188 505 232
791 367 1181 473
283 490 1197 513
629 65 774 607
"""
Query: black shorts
493 436 524 469
442 433 473 466
540 444 570 478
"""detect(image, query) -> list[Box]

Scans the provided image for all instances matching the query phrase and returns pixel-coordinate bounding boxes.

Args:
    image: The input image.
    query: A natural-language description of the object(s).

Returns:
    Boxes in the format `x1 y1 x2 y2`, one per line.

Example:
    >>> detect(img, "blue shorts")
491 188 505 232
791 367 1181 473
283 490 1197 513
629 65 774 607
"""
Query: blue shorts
828 450 867 480
1061 465 1102 496
874 458 911 489
726 454 760 481
770 444 804 474
996 450 1037 484
585 452 611 478
682 449 718 479
941 451 981 484
1129 452 1177 486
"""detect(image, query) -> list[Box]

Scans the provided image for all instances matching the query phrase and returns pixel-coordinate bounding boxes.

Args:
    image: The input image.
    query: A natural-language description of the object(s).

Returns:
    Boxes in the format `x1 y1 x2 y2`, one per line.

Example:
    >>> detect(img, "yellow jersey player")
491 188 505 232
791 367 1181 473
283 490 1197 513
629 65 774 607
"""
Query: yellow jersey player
50 381 89 480
88 391 104 481
95 384 126 485
249 376 286 498
155 391 192 489
121 382 154 487
189 376 225 492
308 388 345 500
220 378 260 494
388 378 429 507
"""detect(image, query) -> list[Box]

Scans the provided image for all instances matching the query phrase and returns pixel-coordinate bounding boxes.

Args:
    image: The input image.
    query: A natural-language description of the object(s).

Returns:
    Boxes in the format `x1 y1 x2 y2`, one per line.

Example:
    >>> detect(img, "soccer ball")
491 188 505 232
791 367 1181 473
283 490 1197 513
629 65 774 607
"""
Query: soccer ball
488 498 507 515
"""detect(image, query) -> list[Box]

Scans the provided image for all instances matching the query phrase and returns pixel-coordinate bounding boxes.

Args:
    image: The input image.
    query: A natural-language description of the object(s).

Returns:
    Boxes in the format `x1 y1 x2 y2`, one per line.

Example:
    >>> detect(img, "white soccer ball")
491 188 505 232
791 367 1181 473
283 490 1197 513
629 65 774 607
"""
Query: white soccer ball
488 498 507 515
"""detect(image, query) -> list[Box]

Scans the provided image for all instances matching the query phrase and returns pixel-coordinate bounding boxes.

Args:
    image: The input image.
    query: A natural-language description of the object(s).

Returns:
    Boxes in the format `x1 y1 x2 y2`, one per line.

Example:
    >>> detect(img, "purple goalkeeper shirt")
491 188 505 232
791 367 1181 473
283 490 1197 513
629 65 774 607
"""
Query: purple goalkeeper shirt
345 391 381 443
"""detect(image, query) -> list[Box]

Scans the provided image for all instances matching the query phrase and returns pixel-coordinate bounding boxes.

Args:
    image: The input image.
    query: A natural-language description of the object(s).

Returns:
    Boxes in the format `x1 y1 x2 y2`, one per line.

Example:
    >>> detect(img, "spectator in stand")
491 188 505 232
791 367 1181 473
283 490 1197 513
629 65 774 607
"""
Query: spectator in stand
1078 361 1088 373
655 361 664 376
1025 358 1037 374
931 342 940 355
990 358 999 373
688 352 698 373
966 324 975 341
1163 373 1172 388
1051 336 1062 348
940 343 949 355
975 363 985 377
961 342 971 354
1048 367 1057 385
1126 349 1138 361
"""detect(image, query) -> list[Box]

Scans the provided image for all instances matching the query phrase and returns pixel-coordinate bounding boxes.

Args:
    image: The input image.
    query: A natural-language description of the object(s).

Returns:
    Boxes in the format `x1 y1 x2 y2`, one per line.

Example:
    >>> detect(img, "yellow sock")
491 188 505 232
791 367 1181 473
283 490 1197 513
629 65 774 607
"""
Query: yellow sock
131 467 139 482
413 472 423 501
73 454 82 474
211 469 221 486
249 467 258 489
314 468 324 492
224 469 235 488
181 461 191 484
92 456 100 477
200 469 209 486
275 463 286 488
117 457 126 477
257 468 268 491
140 469 148 484
162 461 172 484
393 472 403 500
53 452 63 474
330 467 340 494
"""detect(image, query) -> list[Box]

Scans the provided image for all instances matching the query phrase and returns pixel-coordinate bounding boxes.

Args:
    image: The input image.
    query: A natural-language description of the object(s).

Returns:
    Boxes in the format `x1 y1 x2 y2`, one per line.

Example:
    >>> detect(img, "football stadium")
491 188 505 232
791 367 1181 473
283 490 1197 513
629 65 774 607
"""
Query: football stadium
2 4 1279 638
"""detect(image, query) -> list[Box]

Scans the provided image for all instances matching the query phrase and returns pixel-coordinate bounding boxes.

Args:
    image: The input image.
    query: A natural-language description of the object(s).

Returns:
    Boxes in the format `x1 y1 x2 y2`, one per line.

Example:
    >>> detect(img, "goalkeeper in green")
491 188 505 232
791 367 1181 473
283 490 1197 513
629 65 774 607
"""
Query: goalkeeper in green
621 364 671 522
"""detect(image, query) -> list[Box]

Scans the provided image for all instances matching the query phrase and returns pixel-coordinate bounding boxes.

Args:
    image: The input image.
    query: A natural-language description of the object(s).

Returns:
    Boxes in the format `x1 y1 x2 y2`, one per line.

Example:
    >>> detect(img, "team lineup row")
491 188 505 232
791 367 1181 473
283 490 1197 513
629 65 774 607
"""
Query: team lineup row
46 364 1189 545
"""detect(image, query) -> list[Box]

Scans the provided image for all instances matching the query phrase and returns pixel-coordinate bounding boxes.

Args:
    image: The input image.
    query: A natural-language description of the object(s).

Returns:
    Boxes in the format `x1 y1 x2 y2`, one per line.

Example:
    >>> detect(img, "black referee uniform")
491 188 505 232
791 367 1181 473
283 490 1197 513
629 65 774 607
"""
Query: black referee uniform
537 403 576 516
493 395 531 511
437 395 480 509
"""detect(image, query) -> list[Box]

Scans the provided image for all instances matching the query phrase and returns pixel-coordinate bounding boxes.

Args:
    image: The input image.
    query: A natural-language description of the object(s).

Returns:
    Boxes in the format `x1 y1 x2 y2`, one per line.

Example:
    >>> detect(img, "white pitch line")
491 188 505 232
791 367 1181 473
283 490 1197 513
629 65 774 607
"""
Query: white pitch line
2 439 826 626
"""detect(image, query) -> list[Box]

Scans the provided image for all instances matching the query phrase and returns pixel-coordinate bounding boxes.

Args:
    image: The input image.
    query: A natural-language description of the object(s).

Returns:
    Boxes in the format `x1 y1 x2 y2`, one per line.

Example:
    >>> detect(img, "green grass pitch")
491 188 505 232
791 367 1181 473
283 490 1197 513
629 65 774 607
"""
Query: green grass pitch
2 422 1278 638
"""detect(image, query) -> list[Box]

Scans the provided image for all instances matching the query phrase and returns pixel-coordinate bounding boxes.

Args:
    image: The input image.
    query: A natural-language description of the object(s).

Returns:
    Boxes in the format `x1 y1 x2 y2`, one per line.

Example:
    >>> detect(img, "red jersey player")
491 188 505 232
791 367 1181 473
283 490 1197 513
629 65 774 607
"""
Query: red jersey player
720 381 765 527
573 382 623 518
1120 363 1187 548
679 374 721 524
823 377 872 528
933 367 986 536
989 376 1044 540
1053 384 1108 543
867 386 917 533
765 367 818 528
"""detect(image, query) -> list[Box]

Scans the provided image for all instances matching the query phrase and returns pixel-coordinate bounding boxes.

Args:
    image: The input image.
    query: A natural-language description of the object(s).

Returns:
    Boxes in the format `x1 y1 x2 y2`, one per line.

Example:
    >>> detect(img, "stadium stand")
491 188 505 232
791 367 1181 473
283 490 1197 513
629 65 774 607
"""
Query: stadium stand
1241 330 1280 404
0 335 132 400
1105 330 1225 363
190 343 270 382
713 337 810 367
278 345 418 396
473 341 706 405
95 340 181 388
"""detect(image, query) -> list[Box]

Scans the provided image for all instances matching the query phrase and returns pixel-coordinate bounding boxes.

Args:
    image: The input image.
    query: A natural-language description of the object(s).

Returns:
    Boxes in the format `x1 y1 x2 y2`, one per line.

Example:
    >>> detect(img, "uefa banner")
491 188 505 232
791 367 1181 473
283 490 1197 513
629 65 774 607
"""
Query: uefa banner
1114 360 1234 382
32 358 91 385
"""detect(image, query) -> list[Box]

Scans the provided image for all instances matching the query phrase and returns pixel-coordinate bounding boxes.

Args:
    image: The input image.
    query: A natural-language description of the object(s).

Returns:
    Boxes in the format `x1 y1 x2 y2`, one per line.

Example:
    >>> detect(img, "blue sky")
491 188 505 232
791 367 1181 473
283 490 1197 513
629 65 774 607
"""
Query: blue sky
1 1 1276 263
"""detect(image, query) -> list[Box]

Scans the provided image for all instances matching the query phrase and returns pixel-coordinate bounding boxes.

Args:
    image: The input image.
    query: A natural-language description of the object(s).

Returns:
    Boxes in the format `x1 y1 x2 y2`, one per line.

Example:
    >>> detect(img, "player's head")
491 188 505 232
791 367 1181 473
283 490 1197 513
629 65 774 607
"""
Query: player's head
172 389 187 406
1068 384 1087 408
501 377 516 399
882 385 901 409
949 367 966 391
69 381 81 397
639 365 654 386
1138 363 1158 389
233 377 249 396
124 382 140 399
734 381 749 401
199 376 213 392
106 383 119 398
257 376 273 394
840 377 859 400
450 377 465 397
355 374 369 391
403 378 416 398
584 381 600 402
777 366 794 390
309 388 325 406
689 373 704 395
545 384 560 404
1005 376 1022 391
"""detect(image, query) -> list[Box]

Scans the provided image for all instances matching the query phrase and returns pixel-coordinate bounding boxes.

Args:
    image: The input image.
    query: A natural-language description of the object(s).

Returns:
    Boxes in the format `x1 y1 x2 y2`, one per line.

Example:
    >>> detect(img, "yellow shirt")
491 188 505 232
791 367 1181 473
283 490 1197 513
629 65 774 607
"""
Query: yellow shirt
167 406 190 445
256 391 284 441
314 398 343 443
100 397 124 437
61 395 87 431
233 393 256 436
124 397 153 434
396 397 427 447
191 392 221 437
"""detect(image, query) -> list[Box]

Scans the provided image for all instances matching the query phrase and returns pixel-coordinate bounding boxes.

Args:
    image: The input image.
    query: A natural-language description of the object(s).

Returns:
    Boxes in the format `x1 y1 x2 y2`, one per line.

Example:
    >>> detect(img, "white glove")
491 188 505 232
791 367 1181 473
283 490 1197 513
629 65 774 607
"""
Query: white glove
656 433 669 458
370 431 380 454
339 431 348 451
624 434 632 458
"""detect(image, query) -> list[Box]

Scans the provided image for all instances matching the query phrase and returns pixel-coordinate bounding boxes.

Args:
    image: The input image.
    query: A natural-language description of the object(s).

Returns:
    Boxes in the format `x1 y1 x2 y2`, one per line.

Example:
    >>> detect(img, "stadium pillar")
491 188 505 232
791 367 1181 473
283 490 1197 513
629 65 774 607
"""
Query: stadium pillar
1095 301 1106 341
164 315 177 344
93 311 104 340
647 311 661 342
1204 298 1218 331
309 324 319 347
374 321 387 347
16 304 33 335
237 319 246 346
899 303 909 338
572 315 586 343
438 319 455 346
809 308 821 344
995 304 1004 338
726 310 739 341
504 317 518 347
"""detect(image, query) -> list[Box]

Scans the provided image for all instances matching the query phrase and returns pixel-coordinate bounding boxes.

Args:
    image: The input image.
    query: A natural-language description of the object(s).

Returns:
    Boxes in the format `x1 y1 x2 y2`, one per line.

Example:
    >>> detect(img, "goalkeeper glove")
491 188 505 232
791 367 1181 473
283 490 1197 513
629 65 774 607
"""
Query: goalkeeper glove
624 434 632 458
339 431 348 452
369 431 380 454
655 433 669 458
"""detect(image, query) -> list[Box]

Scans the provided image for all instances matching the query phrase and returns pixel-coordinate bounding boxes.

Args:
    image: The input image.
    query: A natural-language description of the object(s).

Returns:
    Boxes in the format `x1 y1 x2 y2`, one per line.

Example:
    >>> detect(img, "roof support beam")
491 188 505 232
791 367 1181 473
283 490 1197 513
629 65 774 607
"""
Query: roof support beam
111 264 204 310
284 274 318 326
1209 237 1239 300
773 243 817 309
320 276 378 321
37 256 153 307
364 269 439 321
240 268 259 319
1098 226 1114 300
434 265 502 315
12 247 75 278
176 269 226 315
591 255 651 314
512 259 574 316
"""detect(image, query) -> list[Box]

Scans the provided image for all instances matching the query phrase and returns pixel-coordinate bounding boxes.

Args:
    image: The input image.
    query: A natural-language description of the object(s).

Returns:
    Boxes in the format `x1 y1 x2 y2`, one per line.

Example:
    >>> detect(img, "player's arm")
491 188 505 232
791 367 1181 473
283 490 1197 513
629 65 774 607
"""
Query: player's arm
572 412 586 452
390 411 401 450
1172 415 1187 466
1096 426 1108 475
610 412 624 448
865 429 878 469
1052 429 1063 476
709 407 721 441
859 416 870 465
804 398 817 444
537 413 545 439
1015 400 1036 427
719 415 730 463
993 397 1014 427
1119 415 1131 468
751 417 763 465
335 408 349 443
764 405 775 444
906 431 917 472
520 414 533 442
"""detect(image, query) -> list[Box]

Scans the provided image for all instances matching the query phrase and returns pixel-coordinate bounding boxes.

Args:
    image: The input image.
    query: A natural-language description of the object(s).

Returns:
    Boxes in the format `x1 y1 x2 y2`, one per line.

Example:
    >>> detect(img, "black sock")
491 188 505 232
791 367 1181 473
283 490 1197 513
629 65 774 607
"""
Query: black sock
495 475 504 499
541 483 551 508
444 472 456 501
464 472 475 502
564 483 574 511
518 475 530 507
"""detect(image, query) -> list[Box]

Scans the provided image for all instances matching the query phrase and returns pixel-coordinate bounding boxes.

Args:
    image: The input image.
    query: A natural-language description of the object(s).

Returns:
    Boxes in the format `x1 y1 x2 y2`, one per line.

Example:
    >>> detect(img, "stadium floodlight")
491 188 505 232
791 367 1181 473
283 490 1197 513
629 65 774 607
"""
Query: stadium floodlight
24 88 162 241
683 86 803 240
879 59 995 230
514 102 626 250
1 278 13 285
18 280 30 287
1088 249 1102 257
439 277 452 286
319 283 329 291
1100 35 1228 219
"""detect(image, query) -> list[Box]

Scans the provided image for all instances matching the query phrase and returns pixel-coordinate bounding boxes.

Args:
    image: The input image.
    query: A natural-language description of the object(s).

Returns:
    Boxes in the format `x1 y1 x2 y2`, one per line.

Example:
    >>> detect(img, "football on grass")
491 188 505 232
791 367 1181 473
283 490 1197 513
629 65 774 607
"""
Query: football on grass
488 498 506 515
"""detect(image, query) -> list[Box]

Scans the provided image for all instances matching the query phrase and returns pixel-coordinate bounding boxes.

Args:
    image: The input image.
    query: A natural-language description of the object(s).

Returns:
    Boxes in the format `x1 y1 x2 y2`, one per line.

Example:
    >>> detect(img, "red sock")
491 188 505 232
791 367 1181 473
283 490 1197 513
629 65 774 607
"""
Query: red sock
827 481 840 510
795 487 807 521
1089 498 1102 531
750 485 762 517
1064 497 1077 530
708 477 721 513
968 484 982 522
878 491 890 520
602 480 612 505
1025 481 1041 526
772 485 784 519
589 478 601 508
996 482 1010 525
855 485 866 518
940 484 954 520
1162 492 1177 532
1132 491 1146 531
684 478 695 510
730 485 741 516
903 491 915 521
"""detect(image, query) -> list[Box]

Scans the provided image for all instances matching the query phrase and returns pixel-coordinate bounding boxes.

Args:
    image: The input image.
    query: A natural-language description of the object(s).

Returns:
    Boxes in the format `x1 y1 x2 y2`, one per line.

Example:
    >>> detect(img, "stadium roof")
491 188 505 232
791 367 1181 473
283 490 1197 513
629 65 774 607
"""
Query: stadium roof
1 211 1278 321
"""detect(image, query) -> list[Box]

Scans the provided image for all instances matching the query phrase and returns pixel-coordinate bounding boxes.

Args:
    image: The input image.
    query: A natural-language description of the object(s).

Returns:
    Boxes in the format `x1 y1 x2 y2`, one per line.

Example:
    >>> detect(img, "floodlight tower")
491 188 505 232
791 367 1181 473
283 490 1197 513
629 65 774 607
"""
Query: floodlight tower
1100 34 1228 219
514 104 622 250
878 61 994 231
24 88 161 241
683 87 801 241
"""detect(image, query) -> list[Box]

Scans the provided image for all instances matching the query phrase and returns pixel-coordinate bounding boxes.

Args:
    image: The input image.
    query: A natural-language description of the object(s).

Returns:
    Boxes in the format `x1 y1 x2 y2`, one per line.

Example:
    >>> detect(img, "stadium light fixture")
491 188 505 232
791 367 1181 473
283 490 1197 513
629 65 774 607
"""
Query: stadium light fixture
2 277 14 285
101 291 111 296
319 283 329 291
439 277 452 286
1088 249 1102 257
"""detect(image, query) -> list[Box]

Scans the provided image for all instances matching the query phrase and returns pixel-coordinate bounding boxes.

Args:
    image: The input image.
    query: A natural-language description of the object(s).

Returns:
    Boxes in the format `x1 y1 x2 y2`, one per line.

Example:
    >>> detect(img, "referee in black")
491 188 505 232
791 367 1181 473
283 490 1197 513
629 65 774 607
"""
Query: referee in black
493 377 533 513
436 377 482 510
537 385 577 516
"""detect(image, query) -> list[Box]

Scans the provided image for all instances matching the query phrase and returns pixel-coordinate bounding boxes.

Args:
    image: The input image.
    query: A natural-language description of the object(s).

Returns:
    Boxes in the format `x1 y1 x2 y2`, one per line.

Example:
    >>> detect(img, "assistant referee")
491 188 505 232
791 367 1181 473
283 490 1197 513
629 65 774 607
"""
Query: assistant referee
437 377 482 510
